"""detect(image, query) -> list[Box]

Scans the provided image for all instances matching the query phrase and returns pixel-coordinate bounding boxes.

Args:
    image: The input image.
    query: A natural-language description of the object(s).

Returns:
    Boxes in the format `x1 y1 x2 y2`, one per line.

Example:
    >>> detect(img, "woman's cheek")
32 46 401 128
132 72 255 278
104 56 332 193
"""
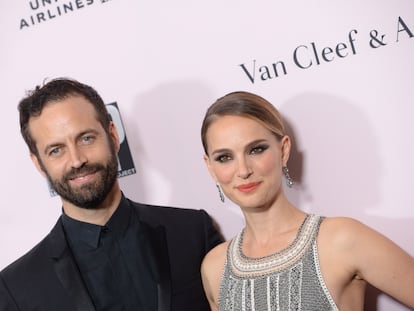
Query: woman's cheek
215 165 234 185
260 153 282 175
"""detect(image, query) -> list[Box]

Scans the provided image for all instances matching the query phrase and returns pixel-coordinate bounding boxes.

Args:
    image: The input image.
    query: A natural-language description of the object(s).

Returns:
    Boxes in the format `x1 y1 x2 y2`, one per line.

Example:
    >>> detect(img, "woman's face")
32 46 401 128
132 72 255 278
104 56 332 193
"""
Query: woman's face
204 115 290 210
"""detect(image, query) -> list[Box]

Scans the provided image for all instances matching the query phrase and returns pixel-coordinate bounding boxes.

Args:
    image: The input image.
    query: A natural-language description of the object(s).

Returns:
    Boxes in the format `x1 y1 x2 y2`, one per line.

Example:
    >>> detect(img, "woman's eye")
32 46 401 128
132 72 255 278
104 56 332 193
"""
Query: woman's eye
250 145 269 155
215 154 232 163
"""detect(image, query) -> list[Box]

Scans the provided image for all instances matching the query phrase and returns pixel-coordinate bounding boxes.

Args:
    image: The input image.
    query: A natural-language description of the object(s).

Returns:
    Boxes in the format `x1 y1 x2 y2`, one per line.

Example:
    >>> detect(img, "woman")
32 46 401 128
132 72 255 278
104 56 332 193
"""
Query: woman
200 91 414 311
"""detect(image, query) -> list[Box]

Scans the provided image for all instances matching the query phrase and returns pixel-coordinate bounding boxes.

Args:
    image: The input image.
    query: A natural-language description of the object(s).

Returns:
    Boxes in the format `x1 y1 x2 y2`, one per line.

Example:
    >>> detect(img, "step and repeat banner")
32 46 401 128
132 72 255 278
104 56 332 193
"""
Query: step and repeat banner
1 1 413 310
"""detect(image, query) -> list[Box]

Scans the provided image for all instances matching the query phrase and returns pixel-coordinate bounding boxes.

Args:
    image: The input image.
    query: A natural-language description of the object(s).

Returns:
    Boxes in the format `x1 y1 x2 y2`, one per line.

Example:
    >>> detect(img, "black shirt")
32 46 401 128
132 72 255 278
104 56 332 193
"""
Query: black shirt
62 197 157 310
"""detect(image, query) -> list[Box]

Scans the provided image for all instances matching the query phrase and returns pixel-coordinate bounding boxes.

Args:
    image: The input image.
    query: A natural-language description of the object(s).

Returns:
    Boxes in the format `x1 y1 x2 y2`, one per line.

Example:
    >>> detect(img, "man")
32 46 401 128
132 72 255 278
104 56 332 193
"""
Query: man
0 78 222 311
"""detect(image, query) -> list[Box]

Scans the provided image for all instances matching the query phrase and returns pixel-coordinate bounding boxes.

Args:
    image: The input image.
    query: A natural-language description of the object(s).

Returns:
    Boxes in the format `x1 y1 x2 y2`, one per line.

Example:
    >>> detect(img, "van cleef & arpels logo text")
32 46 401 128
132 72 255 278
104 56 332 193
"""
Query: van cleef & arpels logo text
19 0 112 30
239 16 413 84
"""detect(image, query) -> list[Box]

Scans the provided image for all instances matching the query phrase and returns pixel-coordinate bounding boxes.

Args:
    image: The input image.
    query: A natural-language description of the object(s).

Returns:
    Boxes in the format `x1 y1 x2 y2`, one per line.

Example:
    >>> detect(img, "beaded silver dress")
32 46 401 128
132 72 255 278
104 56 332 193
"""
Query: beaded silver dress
218 214 339 311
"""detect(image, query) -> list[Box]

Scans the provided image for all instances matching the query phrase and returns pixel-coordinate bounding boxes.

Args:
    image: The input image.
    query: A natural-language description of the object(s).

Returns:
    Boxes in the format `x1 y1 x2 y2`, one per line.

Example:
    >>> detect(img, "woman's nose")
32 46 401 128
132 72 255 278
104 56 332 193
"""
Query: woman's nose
237 157 253 179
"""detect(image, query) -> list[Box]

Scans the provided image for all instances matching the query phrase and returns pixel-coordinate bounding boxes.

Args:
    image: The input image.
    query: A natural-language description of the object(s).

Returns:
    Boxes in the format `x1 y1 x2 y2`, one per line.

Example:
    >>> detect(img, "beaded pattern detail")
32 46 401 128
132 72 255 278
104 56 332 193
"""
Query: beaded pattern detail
218 214 339 311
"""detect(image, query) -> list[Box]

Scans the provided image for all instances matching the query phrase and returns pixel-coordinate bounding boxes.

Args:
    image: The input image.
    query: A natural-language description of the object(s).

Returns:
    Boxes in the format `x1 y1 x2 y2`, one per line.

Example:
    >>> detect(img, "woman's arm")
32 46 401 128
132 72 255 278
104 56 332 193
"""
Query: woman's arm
201 241 229 311
321 217 414 309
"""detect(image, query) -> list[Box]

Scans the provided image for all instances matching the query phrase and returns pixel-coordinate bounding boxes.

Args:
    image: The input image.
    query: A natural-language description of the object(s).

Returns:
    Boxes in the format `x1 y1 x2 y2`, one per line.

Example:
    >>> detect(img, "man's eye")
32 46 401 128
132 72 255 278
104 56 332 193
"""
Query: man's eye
49 148 60 156
82 136 94 143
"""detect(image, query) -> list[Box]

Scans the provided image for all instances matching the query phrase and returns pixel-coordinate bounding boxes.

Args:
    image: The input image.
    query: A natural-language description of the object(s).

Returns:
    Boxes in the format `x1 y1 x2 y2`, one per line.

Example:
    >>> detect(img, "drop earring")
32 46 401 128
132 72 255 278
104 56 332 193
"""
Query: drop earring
216 183 225 203
282 166 294 188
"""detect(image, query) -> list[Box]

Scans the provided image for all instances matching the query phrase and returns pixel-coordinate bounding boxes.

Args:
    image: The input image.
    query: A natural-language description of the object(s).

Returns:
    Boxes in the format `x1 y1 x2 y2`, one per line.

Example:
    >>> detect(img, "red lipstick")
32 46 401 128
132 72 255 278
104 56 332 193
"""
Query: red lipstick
236 182 260 193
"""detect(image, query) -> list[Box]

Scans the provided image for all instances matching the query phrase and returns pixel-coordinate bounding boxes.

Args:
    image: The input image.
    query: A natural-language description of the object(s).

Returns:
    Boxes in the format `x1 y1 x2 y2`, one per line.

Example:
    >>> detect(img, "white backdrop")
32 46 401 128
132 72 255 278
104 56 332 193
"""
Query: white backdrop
1 1 413 310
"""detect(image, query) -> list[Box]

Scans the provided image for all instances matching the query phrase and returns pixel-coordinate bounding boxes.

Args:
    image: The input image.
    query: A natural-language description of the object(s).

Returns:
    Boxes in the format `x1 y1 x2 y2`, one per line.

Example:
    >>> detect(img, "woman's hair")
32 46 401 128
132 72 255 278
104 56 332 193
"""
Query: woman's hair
201 91 286 154
18 77 112 156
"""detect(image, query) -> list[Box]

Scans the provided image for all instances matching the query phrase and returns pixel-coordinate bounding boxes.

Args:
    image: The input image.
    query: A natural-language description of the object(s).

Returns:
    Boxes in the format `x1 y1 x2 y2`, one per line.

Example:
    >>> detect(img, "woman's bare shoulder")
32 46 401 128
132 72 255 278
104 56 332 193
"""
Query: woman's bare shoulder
318 216 374 255
320 216 367 238
203 240 230 268
319 215 404 262
321 215 364 228
201 240 231 308
319 215 414 308
201 240 231 284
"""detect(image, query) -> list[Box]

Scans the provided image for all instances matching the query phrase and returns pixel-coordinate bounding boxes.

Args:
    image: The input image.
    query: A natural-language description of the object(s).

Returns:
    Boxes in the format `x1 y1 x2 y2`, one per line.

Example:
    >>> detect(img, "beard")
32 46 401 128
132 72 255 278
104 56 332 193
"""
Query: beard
41 146 119 210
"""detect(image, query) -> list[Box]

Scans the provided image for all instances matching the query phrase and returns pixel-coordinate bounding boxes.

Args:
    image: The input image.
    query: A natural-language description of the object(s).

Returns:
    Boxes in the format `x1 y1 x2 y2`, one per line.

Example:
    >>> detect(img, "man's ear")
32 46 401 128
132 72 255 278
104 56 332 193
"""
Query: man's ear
203 154 218 182
281 135 291 166
109 121 120 153
30 153 47 178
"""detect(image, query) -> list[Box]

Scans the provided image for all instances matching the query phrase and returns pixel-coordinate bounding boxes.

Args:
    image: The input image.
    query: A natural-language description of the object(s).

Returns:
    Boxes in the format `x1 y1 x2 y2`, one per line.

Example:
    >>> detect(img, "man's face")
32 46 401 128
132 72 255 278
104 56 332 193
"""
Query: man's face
28 95 119 209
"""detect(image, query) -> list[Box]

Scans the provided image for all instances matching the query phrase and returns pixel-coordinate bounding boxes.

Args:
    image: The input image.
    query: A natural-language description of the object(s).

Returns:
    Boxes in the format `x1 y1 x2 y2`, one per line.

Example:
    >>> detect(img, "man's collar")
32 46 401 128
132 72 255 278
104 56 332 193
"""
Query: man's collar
61 195 131 248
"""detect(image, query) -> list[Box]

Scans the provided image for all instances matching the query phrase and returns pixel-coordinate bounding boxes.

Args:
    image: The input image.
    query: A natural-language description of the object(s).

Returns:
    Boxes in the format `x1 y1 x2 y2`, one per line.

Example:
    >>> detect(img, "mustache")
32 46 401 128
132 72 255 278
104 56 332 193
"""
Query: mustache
63 164 105 181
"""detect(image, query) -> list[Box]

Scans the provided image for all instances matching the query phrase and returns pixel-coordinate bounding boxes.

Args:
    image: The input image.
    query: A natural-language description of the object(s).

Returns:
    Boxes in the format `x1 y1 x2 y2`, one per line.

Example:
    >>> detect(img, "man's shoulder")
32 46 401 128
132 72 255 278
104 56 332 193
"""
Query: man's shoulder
126 199 217 234
128 199 208 220
126 198 223 256
1 219 62 278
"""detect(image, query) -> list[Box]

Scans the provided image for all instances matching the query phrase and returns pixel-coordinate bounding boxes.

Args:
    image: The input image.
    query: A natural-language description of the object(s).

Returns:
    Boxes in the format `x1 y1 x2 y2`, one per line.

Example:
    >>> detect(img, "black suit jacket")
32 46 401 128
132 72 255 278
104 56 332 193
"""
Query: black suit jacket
0 197 222 311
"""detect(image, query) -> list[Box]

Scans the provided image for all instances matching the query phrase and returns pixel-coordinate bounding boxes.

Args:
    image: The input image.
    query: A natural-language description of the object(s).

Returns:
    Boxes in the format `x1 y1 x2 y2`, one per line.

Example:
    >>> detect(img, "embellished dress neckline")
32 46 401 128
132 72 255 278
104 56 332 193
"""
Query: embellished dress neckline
218 214 339 310
230 214 316 278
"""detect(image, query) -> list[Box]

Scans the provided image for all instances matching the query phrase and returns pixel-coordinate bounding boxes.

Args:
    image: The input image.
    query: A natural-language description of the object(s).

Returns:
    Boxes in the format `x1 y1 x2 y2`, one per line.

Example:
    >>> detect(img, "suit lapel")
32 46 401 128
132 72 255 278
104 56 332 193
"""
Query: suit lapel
124 220 172 311
146 225 171 311
49 220 95 311
125 198 172 311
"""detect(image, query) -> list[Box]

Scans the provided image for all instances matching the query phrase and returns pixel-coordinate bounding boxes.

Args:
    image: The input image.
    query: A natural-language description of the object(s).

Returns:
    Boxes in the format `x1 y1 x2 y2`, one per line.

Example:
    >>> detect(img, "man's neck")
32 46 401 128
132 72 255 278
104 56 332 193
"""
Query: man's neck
62 184 123 225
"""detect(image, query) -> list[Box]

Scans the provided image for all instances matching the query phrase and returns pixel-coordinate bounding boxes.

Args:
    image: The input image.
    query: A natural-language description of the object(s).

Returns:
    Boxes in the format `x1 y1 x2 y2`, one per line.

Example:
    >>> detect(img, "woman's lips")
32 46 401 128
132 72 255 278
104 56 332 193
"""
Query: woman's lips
236 182 260 193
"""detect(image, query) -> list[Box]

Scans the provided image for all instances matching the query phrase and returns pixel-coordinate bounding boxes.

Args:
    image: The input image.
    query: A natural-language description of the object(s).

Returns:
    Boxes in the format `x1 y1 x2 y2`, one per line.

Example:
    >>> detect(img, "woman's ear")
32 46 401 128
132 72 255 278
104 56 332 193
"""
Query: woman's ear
281 135 291 166
203 154 218 182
